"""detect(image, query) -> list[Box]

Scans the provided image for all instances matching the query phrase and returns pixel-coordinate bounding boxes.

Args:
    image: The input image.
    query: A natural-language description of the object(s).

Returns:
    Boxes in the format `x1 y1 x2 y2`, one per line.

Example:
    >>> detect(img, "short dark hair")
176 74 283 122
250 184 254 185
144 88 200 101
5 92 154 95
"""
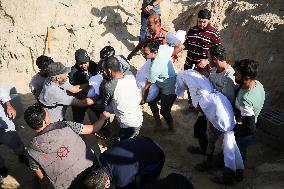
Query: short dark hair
209 45 226 61
100 46 115 59
36 55 54 70
84 168 108 189
198 9 211 19
104 56 121 72
233 59 259 79
24 103 46 130
144 40 162 52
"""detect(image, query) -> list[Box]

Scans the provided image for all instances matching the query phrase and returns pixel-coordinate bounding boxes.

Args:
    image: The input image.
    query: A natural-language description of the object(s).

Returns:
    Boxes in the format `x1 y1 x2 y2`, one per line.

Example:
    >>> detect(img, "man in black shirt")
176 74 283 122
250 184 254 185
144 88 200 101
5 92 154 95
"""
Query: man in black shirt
84 136 165 189
69 49 98 123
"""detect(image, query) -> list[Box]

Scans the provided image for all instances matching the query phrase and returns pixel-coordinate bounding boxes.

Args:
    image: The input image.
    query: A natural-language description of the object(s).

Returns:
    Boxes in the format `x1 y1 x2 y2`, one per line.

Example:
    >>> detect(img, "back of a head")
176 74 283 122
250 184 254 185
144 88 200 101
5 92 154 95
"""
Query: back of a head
84 168 108 189
36 55 54 70
198 9 211 19
209 45 226 61
100 46 115 60
233 59 259 79
24 103 46 130
104 56 121 72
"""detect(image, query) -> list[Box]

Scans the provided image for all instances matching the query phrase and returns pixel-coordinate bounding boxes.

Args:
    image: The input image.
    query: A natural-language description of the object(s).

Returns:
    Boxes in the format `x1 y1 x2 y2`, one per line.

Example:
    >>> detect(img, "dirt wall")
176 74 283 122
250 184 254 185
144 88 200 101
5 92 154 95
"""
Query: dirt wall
0 0 283 107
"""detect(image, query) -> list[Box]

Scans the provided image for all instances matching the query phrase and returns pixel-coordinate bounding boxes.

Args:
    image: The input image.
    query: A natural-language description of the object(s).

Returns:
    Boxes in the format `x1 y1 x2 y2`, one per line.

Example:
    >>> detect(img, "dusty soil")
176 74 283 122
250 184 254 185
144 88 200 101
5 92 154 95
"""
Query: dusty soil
0 0 284 188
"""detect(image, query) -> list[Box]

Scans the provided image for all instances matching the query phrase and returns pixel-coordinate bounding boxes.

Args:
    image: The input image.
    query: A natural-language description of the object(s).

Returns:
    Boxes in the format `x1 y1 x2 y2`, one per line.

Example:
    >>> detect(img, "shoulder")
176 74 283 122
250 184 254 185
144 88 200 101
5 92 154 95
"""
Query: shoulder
206 25 219 33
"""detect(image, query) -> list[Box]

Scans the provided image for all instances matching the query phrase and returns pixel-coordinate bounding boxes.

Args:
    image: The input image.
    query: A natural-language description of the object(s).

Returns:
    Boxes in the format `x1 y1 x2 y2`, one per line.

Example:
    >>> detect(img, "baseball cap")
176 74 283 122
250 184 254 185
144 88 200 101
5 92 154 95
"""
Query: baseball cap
75 49 90 64
47 62 71 77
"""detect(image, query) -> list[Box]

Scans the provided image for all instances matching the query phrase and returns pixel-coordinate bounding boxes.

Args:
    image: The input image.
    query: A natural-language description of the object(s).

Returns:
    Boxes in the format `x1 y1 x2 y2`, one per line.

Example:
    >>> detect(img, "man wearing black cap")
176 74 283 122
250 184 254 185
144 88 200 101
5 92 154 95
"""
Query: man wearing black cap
38 62 95 123
69 49 98 123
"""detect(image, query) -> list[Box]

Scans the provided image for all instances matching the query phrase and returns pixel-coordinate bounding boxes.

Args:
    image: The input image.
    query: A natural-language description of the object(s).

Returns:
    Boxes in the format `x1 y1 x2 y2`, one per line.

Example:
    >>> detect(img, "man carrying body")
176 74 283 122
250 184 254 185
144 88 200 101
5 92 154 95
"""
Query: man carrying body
101 56 143 140
195 45 238 171
24 103 110 189
68 49 98 124
141 41 177 131
127 14 184 61
84 136 165 189
212 59 265 185
0 85 28 183
38 62 95 123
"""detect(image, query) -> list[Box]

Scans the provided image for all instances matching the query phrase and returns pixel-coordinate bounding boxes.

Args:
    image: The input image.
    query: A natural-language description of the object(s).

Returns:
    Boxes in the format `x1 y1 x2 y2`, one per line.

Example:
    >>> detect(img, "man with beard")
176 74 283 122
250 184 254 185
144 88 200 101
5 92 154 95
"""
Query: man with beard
184 9 221 71
69 49 98 123
38 62 95 123
127 14 184 61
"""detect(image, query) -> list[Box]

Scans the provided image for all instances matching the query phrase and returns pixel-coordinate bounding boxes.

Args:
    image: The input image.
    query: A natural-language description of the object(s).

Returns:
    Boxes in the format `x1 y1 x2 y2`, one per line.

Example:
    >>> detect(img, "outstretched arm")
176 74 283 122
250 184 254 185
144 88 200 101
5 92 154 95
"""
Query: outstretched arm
80 111 111 134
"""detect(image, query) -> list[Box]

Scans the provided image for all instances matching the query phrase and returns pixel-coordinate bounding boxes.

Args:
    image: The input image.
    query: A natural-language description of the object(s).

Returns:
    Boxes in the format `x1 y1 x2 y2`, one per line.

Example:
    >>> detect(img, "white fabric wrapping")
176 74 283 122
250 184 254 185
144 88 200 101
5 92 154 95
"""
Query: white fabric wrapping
136 59 159 102
87 74 103 97
175 70 244 171
176 30 186 44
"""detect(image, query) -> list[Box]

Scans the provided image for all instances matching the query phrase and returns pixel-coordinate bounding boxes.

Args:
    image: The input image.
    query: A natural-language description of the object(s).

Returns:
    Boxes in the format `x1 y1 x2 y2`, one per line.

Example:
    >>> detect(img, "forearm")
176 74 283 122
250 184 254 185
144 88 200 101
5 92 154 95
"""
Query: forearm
69 83 89 93
71 98 95 107
172 42 185 56
141 82 152 101
128 41 145 59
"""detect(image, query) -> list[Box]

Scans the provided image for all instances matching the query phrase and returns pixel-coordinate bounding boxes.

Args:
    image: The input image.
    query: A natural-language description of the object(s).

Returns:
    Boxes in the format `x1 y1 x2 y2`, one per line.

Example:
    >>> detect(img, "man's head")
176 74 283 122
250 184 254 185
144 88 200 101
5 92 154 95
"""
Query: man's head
47 62 71 85
84 168 110 189
197 9 211 29
209 45 227 66
75 49 90 71
100 46 115 60
147 14 161 35
24 103 50 131
104 56 122 79
142 41 162 60
233 59 259 85
36 55 54 76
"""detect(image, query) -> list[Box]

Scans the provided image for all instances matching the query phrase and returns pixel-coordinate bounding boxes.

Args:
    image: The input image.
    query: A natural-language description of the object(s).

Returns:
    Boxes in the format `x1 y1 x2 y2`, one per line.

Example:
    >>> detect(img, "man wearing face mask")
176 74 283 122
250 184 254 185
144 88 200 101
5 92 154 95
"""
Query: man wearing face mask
38 62 95 123
69 49 98 123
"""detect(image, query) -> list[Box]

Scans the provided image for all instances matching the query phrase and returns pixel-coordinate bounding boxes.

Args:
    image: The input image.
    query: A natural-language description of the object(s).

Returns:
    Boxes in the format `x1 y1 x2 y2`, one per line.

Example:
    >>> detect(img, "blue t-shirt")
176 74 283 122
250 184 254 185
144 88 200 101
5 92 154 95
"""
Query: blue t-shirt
99 136 165 187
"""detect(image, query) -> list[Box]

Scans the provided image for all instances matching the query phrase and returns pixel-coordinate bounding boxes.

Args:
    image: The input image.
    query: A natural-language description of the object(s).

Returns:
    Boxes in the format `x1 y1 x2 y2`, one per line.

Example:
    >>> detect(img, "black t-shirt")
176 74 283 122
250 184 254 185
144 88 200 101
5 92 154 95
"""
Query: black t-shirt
69 60 97 85
99 136 165 188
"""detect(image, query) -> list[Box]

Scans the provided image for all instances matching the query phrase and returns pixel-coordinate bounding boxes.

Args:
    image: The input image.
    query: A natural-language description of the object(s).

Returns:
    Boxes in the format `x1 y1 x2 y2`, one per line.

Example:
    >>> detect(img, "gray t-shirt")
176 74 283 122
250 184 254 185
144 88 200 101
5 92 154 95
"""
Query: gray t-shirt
29 73 47 99
38 78 75 123
209 66 237 105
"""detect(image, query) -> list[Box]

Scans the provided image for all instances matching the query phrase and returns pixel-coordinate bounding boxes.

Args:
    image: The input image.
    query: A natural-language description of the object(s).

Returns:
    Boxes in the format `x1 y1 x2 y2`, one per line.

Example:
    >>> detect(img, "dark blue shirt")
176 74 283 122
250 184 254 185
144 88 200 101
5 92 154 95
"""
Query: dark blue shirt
99 136 165 187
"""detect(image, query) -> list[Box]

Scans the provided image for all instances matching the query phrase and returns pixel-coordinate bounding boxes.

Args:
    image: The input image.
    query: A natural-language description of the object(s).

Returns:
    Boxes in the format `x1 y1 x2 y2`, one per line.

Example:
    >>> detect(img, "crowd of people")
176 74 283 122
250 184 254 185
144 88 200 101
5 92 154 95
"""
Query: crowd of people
0 1 266 188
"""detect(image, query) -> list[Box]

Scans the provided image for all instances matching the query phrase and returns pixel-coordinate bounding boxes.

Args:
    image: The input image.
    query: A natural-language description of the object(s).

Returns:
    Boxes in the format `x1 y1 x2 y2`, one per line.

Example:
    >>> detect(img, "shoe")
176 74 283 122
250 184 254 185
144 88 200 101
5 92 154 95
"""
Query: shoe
195 160 215 173
235 169 244 182
186 145 205 155
0 166 8 178
211 175 235 186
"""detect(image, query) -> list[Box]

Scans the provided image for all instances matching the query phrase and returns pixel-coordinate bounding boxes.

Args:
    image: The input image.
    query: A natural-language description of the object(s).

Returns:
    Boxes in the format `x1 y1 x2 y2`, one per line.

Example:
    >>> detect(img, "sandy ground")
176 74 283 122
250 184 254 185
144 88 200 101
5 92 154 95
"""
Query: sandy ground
0 89 284 189
0 0 284 188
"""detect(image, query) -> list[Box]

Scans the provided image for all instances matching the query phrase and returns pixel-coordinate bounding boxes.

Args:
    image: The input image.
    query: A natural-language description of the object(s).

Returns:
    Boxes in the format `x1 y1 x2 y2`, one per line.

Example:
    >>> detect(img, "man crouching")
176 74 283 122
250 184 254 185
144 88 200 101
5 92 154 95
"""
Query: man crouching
24 103 110 189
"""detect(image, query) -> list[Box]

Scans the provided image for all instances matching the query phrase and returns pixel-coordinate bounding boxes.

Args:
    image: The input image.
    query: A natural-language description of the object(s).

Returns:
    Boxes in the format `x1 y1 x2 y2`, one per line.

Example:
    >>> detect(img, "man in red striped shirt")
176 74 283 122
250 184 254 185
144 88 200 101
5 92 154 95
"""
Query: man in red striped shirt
184 9 221 71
